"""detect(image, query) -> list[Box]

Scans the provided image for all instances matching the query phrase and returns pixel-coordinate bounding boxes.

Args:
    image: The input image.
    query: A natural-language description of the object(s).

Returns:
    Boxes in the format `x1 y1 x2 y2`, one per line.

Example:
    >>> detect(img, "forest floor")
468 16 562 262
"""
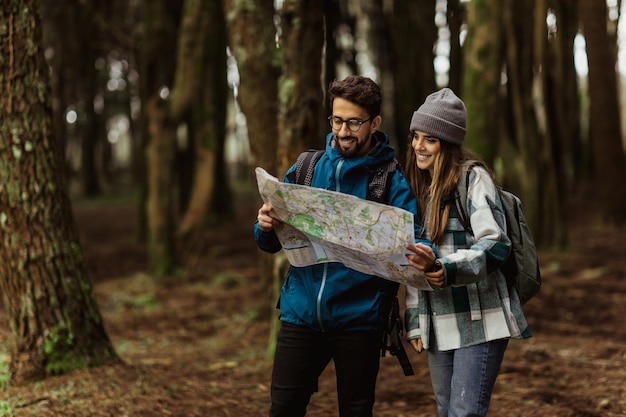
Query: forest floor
1 186 626 417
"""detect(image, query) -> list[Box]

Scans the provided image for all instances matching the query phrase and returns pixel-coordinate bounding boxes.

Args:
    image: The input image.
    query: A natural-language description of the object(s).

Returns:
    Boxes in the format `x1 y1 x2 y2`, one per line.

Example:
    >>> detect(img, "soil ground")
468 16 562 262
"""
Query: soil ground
1 188 625 417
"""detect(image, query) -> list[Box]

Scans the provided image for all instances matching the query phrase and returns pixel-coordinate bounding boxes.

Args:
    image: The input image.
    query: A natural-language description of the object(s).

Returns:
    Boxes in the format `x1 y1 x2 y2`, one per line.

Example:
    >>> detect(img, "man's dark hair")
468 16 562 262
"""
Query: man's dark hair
328 75 382 119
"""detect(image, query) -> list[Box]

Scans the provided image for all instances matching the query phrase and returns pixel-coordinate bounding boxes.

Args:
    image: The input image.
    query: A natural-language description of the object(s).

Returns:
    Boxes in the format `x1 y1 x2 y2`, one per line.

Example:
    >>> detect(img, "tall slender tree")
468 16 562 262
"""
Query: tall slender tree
580 0 626 224
277 0 324 171
0 0 118 384
386 0 437 161
543 0 580 248
168 0 230 256
447 0 464 93
502 0 555 243
462 0 503 167
140 0 182 275
224 0 281 336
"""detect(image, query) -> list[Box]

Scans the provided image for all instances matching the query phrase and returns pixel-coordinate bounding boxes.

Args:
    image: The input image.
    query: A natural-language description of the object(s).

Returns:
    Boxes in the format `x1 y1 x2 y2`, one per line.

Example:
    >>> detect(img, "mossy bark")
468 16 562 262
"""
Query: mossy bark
0 0 119 385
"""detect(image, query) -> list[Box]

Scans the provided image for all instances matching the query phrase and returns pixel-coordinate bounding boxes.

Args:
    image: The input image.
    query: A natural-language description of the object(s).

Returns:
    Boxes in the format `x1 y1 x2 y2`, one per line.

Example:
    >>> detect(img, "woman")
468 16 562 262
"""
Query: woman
403 88 531 417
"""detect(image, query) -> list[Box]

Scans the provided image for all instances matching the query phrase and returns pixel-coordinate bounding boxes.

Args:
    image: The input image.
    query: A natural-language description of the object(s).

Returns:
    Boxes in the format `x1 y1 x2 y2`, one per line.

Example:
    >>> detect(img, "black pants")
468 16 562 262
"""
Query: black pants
269 322 384 417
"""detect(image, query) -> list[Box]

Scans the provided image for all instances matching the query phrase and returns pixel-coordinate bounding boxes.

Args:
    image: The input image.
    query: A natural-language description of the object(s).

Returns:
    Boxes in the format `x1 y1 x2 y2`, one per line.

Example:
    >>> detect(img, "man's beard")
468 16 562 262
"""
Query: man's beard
335 133 371 158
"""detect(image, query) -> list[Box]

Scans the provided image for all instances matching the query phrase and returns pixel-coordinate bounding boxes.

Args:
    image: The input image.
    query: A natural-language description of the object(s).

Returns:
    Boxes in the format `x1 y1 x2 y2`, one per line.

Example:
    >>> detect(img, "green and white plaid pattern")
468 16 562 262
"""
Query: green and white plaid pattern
405 166 531 351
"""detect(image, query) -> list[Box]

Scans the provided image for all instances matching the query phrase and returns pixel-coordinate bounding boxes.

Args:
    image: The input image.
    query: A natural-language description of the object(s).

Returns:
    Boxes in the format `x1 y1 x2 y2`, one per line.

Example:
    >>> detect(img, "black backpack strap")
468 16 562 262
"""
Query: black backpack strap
455 162 478 235
286 149 325 185
381 296 414 376
367 158 398 203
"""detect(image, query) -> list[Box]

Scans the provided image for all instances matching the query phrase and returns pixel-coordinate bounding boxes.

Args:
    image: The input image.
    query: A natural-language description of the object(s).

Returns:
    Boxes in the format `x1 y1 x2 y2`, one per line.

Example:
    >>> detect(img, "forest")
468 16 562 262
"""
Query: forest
0 0 625 416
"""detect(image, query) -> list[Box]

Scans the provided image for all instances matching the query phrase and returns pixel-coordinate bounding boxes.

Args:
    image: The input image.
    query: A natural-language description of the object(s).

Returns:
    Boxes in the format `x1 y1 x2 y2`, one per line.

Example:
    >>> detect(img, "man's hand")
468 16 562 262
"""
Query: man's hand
257 203 280 232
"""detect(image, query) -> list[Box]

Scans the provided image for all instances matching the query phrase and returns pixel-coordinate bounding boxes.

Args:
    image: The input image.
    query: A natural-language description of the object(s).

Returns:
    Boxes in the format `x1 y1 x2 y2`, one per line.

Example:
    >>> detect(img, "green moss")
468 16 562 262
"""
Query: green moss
11 146 21 160
43 326 84 375
278 77 294 107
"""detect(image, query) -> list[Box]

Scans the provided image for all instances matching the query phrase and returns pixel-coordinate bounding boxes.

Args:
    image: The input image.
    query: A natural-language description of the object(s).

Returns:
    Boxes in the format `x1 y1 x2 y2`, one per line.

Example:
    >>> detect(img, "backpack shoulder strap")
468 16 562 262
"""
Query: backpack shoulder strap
367 158 399 203
455 161 480 235
287 149 325 185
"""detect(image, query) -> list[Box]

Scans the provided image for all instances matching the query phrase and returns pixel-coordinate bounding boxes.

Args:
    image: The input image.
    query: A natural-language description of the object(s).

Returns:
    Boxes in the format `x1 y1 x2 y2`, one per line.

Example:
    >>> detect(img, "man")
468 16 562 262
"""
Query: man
255 75 435 417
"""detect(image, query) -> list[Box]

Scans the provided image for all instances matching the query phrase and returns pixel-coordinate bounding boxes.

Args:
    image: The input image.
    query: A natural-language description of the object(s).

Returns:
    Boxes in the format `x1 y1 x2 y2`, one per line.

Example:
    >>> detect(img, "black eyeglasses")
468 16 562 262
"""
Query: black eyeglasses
328 116 371 133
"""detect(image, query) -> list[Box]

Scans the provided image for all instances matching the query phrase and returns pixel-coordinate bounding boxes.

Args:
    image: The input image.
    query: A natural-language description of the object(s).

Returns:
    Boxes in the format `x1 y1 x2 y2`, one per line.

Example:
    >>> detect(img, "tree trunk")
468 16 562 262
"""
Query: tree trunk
76 2 102 197
177 0 230 254
447 0 464 93
145 96 178 275
225 0 281 176
502 0 553 244
462 0 503 166
224 0 281 338
140 0 182 275
277 0 324 172
543 0 579 248
0 0 118 385
323 0 341 115
386 0 437 162
580 0 626 224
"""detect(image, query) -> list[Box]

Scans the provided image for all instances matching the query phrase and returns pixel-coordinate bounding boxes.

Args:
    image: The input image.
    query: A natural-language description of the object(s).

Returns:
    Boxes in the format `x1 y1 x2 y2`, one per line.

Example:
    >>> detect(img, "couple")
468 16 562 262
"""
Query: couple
254 75 531 417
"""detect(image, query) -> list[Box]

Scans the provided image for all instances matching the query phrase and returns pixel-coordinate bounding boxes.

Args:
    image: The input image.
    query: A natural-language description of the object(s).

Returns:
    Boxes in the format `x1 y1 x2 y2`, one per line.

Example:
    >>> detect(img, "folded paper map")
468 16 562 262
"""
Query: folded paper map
256 167 432 289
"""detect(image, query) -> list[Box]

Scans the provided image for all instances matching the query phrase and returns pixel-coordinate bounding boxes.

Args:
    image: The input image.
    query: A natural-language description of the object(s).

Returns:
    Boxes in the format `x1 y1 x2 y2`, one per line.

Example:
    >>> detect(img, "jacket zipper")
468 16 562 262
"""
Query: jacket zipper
315 159 344 331
316 263 328 331
334 159 344 193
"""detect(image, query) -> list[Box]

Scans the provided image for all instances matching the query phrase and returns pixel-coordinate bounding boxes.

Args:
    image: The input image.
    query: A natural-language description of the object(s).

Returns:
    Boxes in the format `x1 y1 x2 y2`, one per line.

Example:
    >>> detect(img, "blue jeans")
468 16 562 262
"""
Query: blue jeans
428 335 509 417
269 322 383 417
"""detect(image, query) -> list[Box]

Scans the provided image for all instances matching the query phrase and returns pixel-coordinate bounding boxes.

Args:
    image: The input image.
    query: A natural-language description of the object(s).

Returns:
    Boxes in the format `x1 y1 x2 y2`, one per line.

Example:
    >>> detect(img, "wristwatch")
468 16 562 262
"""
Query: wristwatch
429 259 442 272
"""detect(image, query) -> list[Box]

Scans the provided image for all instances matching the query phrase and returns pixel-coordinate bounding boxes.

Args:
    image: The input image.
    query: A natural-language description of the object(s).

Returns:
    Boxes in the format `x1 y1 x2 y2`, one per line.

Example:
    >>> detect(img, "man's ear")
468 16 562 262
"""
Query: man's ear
370 115 382 133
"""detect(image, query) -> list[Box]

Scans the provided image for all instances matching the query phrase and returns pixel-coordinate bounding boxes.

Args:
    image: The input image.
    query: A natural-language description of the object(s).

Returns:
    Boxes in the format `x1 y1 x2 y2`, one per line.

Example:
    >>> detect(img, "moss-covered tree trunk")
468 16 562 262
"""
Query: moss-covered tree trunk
0 0 118 385
462 0 503 166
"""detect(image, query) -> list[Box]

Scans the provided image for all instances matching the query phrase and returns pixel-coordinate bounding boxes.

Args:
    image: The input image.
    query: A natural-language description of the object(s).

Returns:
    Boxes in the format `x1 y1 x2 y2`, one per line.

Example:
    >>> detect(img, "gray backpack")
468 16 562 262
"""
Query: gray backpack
455 163 542 305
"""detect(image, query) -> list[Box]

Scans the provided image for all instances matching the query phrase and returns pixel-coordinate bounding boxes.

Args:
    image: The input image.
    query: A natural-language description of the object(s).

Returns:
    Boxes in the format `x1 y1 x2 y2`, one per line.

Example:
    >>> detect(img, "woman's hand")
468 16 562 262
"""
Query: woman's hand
257 203 280 232
405 243 445 288
405 243 437 271
409 338 425 354
425 268 445 288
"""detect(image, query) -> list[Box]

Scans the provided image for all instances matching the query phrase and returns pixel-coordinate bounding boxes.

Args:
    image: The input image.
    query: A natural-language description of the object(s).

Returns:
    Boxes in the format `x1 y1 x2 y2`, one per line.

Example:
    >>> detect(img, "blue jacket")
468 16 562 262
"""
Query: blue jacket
254 131 433 332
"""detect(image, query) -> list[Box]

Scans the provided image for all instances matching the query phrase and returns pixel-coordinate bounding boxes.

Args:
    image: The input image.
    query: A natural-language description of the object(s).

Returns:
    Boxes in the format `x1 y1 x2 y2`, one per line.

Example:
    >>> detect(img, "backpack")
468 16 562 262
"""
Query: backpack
455 162 542 305
287 149 414 376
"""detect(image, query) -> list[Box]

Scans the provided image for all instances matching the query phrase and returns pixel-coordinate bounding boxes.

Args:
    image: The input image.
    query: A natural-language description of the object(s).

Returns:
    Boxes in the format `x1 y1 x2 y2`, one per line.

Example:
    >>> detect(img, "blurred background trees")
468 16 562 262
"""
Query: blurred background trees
35 0 626 260
2 0 626 382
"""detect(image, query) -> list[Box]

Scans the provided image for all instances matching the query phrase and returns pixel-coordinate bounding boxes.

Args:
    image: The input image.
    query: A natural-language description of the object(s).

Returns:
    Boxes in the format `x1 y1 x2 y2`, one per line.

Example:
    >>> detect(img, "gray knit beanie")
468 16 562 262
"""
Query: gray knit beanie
410 88 466 146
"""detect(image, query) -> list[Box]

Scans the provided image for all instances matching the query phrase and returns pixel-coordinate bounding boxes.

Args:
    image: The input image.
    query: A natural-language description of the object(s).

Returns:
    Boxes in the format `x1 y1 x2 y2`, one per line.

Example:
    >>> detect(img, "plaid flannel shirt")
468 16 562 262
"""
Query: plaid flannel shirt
405 166 531 351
